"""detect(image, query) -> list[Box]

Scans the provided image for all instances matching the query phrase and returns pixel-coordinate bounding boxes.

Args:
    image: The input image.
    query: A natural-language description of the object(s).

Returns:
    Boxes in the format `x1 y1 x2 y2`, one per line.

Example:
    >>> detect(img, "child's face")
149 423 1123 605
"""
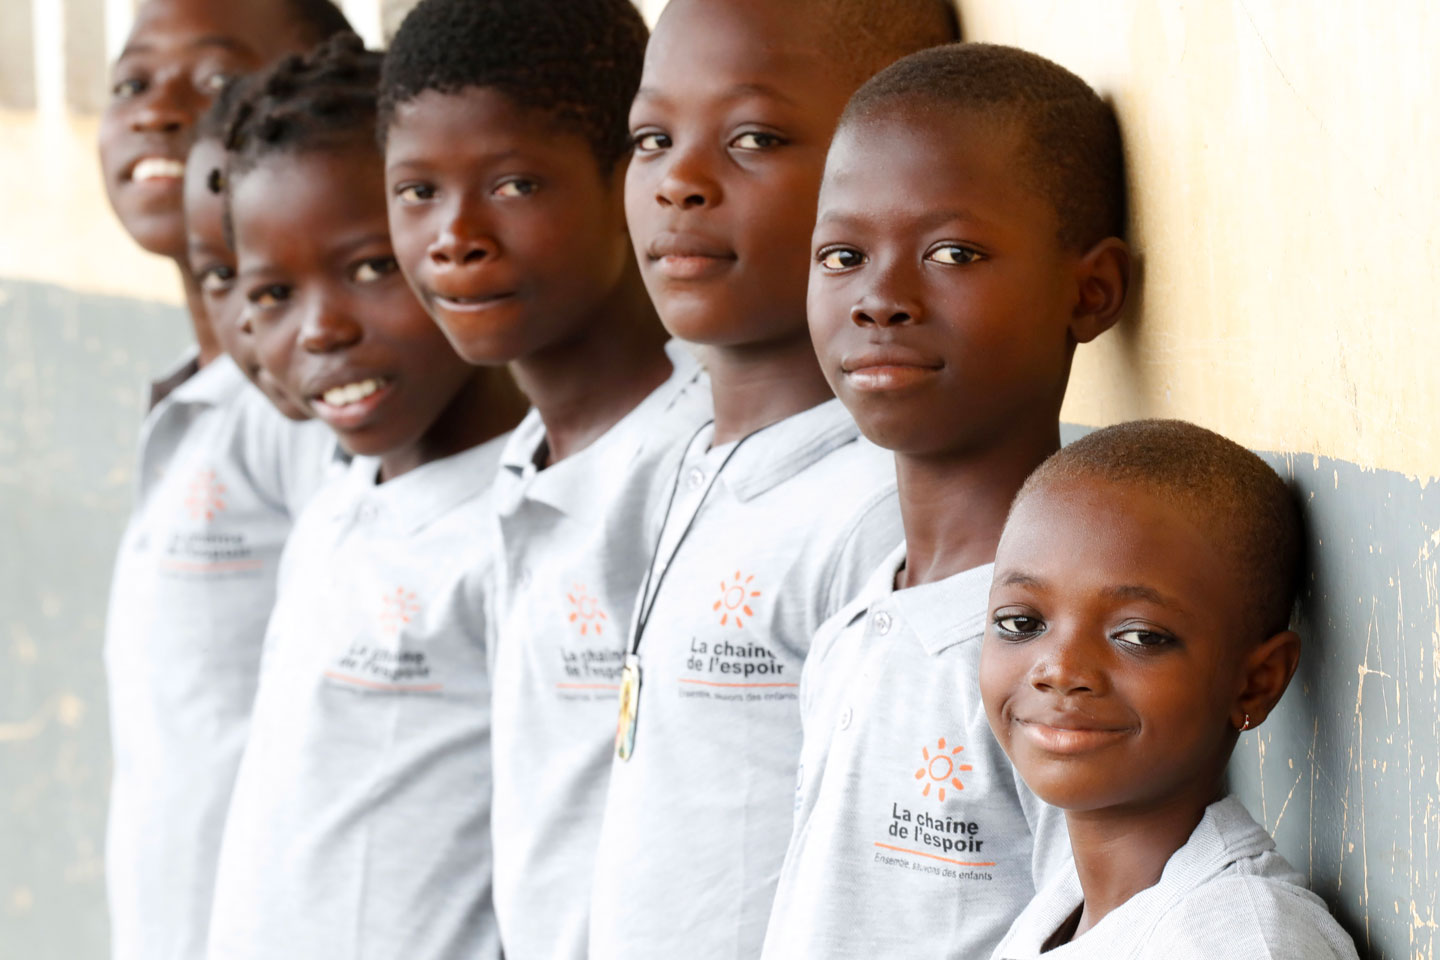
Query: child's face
99 0 295 259
624 0 856 347
231 146 479 459
809 109 1089 455
978 474 1253 814
385 88 633 366
183 137 308 420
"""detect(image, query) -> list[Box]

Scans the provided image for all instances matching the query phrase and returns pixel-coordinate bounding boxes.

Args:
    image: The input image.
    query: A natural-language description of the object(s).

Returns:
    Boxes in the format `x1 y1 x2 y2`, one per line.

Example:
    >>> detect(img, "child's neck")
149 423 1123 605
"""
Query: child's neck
378 367 528 483
178 261 223 368
1064 786 1222 939
893 420 1060 588
508 264 673 467
704 328 834 446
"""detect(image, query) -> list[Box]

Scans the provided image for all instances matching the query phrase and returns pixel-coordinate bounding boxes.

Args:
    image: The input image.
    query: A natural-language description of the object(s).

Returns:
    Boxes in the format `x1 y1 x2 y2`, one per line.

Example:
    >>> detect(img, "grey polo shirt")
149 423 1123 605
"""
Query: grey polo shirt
488 339 711 960
990 795 1360 960
207 437 508 960
761 545 1069 960
588 398 904 960
104 353 338 960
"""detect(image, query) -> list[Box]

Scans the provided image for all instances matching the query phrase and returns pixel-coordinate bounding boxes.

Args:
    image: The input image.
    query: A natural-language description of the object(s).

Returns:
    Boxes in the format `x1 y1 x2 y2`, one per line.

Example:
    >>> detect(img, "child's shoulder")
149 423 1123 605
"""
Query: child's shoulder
1153 872 1359 960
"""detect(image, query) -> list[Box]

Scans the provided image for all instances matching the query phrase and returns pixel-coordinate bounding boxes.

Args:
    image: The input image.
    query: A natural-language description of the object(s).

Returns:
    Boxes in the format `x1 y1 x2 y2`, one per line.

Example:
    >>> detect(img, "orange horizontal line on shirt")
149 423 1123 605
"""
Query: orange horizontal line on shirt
555 683 620 691
322 671 444 694
873 841 996 868
159 559 265 573
677 678 799 689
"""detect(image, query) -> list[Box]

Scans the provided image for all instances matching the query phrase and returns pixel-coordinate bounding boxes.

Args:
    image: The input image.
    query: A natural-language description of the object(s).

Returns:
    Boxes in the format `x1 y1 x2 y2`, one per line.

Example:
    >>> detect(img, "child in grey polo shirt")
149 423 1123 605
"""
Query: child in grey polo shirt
761 45 1130 960
587 3 963 958
98 4 350 957
205 39 526 960
981 420 1358 960
379 3 711 957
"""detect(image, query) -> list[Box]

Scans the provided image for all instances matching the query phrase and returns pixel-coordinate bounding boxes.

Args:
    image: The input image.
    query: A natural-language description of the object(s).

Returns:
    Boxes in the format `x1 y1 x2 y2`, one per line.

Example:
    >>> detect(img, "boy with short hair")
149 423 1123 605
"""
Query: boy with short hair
586 3 958 957
379 2 711 956
761 43 1130 960
98 4 348 958
206 36 526 960
981 419 1358 960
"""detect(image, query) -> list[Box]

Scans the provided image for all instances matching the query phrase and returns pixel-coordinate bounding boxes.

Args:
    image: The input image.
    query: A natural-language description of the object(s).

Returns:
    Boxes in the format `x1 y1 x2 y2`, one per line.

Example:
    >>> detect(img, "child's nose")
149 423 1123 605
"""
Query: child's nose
428 216 494 268
656 147 720 209
298 297 363 354
129 74 201 135
1027 631 1107 696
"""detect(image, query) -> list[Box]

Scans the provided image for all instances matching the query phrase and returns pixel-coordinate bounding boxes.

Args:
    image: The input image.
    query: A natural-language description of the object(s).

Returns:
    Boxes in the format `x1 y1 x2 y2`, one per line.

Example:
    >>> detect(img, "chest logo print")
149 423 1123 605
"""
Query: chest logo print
566 583 609 636
714 571 762 629
916 737 972 802
182 468 227 521
379 587 420 635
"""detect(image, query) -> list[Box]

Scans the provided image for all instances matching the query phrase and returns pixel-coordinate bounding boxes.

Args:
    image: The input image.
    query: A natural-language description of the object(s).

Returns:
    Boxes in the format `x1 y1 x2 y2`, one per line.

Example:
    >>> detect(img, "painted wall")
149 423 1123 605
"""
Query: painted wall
2 0 1436 958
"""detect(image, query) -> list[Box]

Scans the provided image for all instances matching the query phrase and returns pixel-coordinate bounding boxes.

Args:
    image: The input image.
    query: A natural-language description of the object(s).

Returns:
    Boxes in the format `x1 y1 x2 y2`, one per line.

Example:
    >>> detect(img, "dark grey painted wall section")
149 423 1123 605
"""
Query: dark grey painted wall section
1 282 1434 958
1 279 189 959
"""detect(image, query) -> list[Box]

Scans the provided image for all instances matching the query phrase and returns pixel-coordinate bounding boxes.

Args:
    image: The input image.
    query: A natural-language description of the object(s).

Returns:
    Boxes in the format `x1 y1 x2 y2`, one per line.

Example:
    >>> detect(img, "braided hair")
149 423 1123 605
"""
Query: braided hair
224 32 382 182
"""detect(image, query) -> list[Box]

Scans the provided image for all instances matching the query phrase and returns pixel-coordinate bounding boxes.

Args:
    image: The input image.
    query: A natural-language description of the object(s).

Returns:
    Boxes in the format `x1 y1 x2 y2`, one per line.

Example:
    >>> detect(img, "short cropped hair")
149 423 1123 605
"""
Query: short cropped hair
843 43 1124 250
282 0 353 46
378 0 650 172
811 0 961 82
1019 419 1305 638
224 33 382 180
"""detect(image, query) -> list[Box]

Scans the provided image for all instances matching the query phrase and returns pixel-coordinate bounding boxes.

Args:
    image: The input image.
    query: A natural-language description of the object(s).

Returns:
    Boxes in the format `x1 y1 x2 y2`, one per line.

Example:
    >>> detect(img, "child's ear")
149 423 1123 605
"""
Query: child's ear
1231 630 1302 730
1069 237 1130 344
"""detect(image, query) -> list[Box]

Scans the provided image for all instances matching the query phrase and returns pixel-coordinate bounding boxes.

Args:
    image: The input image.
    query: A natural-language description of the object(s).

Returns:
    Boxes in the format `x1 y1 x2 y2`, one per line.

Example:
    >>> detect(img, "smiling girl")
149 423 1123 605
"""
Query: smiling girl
206 36 526 960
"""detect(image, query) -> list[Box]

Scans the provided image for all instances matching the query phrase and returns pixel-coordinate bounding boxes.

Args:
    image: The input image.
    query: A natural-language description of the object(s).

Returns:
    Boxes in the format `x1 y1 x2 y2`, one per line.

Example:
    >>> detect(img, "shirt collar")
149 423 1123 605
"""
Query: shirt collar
148 348 229 410
332 433 508 536
723 397 861 502
494 339 707 515
1002 795 1275 958
839 543 993 656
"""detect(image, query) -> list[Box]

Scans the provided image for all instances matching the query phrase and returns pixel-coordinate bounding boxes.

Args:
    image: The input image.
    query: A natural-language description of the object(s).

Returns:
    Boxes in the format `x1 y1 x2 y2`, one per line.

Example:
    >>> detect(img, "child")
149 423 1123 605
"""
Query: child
204 36 527 960
587 3 959 957
379 2 711 956
981 420 1358 960
99 4 349 958
760 44 1130 959
183 77 308 420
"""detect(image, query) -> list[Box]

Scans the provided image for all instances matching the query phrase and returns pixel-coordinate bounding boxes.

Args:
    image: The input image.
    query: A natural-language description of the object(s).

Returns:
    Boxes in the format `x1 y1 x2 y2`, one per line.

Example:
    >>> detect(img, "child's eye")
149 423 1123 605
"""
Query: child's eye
632 131 671 153
111 77 146 99
198 265 236 294
201 72 232 94
731 131 785 151
993 614 1046 638
396 183 436 203
493 178 537 199
926 244 984 266
353 257 398 284
1113 627 1175 648
250 284 292 309
817 247 865 271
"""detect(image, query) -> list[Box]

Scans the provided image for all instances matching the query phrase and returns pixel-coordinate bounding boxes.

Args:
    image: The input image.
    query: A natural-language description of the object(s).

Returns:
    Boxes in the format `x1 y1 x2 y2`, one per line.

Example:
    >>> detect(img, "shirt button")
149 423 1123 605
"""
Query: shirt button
838 706 853 730
686 466 706 490
872 611 893 635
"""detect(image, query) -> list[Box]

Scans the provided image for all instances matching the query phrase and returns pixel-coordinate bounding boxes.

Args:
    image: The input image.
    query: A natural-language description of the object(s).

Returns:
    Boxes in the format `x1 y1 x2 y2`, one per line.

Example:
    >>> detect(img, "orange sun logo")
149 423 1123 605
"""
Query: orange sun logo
566 583 608 636
714 571 761 629
183 468 227 521
915 737 972 802
379 587 420 635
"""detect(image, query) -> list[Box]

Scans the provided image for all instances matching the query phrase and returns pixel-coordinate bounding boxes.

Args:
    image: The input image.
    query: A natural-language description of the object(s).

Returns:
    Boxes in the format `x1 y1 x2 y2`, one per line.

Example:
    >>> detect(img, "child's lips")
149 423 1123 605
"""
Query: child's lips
647 232 737 280
841 348 943 391
1014 716 1133 754
125 154 187 186
307 375 394 430
429 288 517 313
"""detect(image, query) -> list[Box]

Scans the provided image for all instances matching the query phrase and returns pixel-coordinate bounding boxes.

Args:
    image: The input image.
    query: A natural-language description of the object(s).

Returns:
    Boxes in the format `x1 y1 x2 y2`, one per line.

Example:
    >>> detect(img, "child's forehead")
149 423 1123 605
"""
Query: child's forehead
119 0 291 65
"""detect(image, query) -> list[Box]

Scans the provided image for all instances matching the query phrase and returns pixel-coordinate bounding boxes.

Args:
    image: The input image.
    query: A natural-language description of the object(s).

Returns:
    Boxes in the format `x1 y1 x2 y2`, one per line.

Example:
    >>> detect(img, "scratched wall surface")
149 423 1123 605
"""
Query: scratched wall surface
0 279 190 958
1231 453 1440 960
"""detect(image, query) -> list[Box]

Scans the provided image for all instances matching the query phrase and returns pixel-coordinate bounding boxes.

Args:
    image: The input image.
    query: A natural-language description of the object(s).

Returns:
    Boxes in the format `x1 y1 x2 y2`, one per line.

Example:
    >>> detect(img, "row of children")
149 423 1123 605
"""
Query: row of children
97 0 1361 958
